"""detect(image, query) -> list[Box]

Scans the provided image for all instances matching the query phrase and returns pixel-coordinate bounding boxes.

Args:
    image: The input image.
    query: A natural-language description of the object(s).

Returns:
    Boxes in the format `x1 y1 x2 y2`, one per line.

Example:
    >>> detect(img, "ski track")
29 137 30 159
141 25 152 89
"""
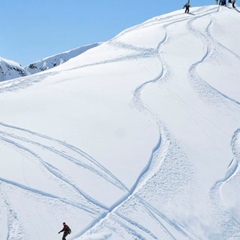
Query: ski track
0 122 133 227
209 129 240 238
184 8 240 238
0 185 27 240
0 133 109 211
75 6 222 240
188 7 240 107
0 6 239 239
0 125 128 193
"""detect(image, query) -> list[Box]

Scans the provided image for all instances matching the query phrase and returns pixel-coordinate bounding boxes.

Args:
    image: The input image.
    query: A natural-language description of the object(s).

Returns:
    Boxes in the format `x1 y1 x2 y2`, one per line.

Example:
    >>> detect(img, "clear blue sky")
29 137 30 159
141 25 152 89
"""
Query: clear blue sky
0 0 212 66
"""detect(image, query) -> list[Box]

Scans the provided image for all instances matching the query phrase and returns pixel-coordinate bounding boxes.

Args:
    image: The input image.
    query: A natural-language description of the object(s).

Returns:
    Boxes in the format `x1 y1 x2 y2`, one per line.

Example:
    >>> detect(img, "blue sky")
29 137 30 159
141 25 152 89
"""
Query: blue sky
0 0 212 66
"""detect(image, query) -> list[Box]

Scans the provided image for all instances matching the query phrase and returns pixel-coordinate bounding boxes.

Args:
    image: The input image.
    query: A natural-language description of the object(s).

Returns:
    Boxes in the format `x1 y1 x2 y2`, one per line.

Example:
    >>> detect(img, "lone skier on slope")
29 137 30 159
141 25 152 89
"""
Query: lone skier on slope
183 0 190 13
58 222 71 240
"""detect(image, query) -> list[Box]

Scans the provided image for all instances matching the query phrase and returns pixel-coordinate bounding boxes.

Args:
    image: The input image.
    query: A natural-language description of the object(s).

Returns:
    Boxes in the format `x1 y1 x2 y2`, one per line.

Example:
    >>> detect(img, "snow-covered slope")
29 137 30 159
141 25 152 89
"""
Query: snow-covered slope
24 43 101 75
0 57 27 81
0 5 240 240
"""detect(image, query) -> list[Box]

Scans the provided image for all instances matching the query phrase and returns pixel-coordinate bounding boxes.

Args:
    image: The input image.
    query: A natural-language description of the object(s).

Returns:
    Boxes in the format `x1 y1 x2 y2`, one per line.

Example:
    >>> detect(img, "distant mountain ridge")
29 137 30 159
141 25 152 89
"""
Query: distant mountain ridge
0 42 100 81
0 57 27 82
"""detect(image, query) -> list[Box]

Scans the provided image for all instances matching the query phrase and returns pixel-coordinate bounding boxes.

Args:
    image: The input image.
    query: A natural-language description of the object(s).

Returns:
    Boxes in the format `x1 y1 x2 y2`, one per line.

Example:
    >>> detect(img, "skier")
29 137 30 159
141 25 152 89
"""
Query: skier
58 222 71 240
219 0 227 5
183 0 190 13
232 0 236 8
216 0 218 4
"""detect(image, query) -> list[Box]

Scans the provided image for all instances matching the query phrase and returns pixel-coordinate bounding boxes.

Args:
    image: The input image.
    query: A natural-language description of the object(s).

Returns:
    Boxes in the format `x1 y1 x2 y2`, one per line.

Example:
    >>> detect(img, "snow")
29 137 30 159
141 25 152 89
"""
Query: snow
24 43 101 75
0 57 27 81
0 5 240 240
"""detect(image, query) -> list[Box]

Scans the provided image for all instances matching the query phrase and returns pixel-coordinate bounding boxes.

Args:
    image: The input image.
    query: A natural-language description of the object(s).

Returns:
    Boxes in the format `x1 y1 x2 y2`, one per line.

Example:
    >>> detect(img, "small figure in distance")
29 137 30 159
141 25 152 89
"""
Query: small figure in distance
58 222 71 240
219 0 227 5
232 0 236 8
183 0 191 13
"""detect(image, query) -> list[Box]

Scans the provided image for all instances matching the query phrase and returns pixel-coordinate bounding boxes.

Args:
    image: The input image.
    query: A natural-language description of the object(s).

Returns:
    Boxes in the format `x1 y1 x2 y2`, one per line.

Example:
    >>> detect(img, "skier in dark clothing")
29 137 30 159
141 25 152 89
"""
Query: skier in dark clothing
219 0 227 5
232 0 236 8
58 222 71 240
183 0 190 13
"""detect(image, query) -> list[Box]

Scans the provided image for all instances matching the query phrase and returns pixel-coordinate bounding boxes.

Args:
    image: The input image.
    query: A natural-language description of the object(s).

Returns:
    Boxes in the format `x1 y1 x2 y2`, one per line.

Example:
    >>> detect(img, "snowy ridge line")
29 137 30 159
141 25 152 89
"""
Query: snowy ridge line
0 129 127 193
0 185 27 240
188 7 240 107
55 8 219 76
70 8 218 74
111 6 215 42
0 134 108 213
0 122 128 192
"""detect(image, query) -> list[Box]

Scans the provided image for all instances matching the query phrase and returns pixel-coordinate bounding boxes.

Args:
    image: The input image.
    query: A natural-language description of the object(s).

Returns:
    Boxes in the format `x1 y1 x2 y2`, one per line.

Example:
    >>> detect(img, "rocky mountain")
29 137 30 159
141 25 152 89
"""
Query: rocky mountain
24 43 101 75
0 43 100 81
0 57 27 82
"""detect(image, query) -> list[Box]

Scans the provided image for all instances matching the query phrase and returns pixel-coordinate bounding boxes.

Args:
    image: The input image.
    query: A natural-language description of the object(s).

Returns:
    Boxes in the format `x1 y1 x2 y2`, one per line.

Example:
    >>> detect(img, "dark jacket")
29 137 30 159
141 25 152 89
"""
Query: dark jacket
59 224 71 234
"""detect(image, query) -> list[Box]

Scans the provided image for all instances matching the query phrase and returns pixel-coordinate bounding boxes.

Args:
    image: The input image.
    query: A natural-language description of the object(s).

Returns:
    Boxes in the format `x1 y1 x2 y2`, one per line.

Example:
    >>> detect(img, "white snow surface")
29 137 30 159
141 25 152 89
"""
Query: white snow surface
0 5 240 240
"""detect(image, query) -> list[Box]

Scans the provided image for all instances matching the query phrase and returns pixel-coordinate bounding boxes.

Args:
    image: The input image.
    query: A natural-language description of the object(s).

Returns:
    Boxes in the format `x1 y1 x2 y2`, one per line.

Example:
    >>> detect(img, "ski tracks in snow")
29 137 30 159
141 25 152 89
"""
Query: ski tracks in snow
186 6 240 239
1 6 240 240
187 7 240 107
0 121 131 235
77 6 224 240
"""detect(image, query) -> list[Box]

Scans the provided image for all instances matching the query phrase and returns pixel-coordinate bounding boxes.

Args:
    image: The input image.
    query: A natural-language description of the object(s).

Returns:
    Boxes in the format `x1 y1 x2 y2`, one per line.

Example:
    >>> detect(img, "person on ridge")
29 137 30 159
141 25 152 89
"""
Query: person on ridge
232 0 236 8
58 222 71 240
183 0 190 13
219 0 227 5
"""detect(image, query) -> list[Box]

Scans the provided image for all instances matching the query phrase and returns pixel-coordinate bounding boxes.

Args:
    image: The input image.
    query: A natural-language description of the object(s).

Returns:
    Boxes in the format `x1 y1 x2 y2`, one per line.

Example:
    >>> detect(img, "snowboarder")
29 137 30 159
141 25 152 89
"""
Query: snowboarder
232 0 236 8
183 0 190 13
58 222 71 240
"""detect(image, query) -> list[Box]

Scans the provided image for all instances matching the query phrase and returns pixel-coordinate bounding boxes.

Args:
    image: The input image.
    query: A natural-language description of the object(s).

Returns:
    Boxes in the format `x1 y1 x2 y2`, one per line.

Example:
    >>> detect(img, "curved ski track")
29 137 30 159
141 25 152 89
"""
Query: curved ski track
75 6 233 240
